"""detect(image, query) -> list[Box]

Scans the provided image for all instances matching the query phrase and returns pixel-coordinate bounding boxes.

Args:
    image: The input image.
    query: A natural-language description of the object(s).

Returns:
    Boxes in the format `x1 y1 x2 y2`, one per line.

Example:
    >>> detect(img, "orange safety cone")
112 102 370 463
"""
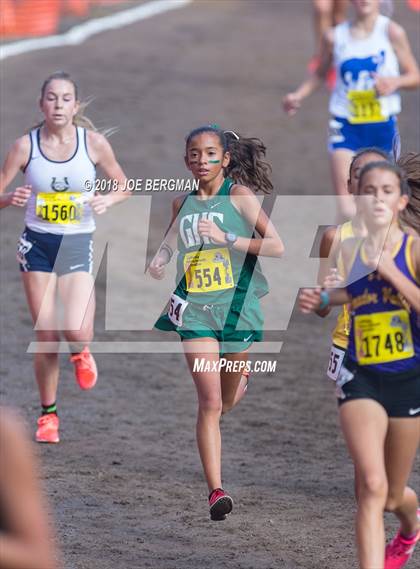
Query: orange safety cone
64 0 90 17
407 0 420 11
0 0 18 37
15 0 61 37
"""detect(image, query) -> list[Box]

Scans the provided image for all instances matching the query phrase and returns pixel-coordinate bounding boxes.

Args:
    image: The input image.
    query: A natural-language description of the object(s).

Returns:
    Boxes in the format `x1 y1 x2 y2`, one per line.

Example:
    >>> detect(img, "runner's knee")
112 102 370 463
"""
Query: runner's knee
357 473 388 501
221 400 234 415
64 327 93 344
35 330 60 343
198 395 223 415
384 490 405 512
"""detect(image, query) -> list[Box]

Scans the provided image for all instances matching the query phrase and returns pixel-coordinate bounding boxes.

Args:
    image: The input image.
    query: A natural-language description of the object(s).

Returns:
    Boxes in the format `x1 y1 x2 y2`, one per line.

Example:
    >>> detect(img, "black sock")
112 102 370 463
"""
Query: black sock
401 530 418 541
42 402 57 416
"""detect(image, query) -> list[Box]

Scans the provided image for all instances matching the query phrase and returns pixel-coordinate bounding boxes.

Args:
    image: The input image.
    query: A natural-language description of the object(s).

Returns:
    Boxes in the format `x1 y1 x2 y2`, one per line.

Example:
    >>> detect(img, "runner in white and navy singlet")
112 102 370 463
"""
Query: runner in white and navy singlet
0 72 128 443
18 125 96 275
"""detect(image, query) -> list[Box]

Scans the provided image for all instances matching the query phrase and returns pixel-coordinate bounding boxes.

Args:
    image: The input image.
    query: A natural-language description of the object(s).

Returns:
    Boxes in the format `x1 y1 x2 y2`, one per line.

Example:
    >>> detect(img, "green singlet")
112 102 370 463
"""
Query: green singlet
155 177 268 353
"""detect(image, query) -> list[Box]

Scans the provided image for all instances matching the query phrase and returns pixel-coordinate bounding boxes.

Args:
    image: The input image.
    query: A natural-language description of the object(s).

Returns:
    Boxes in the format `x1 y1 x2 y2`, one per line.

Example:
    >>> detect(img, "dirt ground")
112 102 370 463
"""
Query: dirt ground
0 1 419 568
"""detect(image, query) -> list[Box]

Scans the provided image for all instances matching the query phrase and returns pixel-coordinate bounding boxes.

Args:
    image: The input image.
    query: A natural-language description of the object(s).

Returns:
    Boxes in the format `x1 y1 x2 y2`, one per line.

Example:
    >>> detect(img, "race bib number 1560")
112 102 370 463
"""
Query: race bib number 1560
36 192 84 224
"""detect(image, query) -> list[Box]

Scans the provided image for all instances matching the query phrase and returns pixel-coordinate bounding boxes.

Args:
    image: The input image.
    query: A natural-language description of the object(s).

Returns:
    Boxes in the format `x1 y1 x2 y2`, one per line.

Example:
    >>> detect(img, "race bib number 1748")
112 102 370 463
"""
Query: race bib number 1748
354 310 414 365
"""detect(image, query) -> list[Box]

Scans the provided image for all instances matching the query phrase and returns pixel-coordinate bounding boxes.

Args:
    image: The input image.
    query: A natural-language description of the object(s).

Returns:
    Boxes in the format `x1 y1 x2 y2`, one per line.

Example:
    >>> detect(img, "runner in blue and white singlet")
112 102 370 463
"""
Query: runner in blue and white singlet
283 0 420 218
329 13 401 152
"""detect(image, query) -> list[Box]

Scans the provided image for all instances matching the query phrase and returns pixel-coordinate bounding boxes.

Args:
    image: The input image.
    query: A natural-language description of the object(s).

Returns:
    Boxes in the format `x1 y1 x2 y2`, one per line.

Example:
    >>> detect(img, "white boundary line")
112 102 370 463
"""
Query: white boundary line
27 341 284 354
0 0 193 61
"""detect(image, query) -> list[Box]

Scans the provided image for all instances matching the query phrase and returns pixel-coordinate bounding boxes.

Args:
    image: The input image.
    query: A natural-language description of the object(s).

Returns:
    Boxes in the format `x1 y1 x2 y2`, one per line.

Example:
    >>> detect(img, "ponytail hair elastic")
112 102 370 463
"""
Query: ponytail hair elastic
224 130 240 140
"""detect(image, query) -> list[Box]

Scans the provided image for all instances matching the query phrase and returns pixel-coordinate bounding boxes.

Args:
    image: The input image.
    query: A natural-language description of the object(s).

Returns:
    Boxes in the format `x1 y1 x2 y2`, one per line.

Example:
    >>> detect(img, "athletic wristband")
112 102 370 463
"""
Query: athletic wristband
160 243 173 263
319 290 330 310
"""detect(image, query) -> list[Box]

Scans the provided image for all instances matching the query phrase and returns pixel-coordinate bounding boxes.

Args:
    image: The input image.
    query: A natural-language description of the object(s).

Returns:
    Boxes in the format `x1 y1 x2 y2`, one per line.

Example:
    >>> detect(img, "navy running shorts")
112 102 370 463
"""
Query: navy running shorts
336 358 420 418
17 227 93 276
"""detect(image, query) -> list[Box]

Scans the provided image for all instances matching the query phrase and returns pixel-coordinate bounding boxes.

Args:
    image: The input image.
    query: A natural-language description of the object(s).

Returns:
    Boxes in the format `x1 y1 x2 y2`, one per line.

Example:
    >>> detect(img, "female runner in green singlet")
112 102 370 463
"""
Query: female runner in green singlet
150 125 283 521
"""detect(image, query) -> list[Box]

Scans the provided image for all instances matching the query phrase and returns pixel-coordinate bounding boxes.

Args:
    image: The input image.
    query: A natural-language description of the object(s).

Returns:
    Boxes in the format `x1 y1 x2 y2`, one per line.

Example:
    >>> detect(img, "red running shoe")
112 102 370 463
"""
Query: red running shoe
209 488 233 521
70 346 97 390
36 413 59 444
385 509 420 569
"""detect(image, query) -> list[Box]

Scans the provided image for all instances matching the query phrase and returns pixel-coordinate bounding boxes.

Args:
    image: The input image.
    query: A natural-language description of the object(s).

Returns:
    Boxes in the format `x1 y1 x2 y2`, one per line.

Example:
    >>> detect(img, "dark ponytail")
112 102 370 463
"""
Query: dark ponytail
398 152 420 236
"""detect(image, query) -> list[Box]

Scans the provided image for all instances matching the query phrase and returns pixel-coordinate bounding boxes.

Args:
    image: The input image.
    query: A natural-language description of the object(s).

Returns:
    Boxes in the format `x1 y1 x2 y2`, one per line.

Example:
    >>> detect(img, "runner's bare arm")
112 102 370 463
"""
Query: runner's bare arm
86 131 128 213
316 226 338 317
198 185 283 257
299 286 350 314
232 185 283 256
390 23 420 88
318 226 340 283
149 196 183 279
302 235 356 314
374 23 420 96
162 195 184 252
283 28 334 115
0 137 32 209
0 409 59 569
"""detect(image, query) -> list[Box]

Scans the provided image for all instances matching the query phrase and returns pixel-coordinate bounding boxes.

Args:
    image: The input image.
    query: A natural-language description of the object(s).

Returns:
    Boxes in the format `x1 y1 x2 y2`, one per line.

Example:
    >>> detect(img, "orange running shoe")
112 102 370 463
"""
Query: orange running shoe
70 346 97 390
307 56 337 91
36 413 60 444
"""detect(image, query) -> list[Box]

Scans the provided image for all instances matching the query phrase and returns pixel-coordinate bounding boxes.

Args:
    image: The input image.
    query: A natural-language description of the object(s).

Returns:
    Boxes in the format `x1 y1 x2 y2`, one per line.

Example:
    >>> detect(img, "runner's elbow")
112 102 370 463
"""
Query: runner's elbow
275 241 285 257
